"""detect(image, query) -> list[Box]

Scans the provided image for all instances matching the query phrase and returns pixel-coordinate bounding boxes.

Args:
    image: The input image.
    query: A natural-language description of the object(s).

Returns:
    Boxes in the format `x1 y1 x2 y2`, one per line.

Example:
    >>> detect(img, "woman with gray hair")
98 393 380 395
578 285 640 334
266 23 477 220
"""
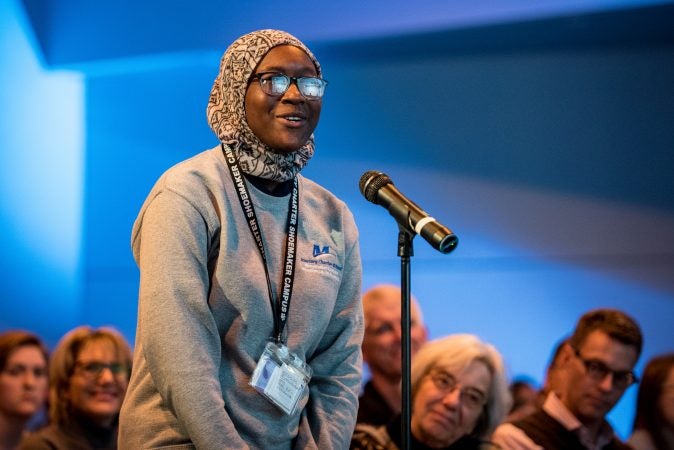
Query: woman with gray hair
352 334 511 449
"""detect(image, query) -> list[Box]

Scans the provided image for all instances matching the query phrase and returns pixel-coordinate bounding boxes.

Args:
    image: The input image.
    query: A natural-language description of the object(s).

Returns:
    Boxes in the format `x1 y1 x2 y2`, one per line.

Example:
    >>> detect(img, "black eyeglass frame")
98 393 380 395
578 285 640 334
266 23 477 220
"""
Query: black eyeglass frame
572 347 638 389
250 72 328 100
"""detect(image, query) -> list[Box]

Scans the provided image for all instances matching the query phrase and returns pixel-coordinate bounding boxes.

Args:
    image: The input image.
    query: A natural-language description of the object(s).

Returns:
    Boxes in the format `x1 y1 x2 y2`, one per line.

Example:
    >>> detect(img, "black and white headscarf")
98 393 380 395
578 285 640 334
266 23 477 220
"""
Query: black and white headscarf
207 29 322 182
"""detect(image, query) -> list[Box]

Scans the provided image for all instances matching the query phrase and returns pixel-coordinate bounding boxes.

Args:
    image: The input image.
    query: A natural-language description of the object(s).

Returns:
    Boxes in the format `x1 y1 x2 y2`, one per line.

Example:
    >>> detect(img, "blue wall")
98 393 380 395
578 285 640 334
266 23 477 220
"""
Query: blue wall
0 0 83 344
2 0 674 438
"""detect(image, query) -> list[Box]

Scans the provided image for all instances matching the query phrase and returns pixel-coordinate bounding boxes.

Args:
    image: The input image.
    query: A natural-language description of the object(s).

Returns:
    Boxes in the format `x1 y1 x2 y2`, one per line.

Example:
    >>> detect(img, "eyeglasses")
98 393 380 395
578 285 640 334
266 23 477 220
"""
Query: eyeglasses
250 72 328 100
428 369 487 409
572 348 638 389
74 361 128 380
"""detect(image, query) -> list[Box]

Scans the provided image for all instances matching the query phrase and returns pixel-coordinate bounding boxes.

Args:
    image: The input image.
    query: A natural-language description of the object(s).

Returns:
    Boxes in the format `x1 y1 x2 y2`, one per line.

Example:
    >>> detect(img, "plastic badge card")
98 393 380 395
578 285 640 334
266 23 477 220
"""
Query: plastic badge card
250 341 312 416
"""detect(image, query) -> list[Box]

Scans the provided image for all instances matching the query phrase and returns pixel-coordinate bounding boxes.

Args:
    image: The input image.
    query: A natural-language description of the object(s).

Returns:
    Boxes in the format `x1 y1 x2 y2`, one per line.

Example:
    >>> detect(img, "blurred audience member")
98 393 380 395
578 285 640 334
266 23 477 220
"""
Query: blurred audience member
0 331 48 450
506 378 538 423
505 337 569 423
540 336 568 399
358 284 428 426
19 326 131 450
493 308 642 450
628 352 674 450
352 334 511 449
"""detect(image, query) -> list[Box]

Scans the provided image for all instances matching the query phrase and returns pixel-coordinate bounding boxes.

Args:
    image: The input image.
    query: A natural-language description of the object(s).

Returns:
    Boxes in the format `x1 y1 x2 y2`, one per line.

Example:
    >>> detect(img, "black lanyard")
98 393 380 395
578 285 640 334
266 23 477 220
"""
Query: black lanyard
222 144 299 344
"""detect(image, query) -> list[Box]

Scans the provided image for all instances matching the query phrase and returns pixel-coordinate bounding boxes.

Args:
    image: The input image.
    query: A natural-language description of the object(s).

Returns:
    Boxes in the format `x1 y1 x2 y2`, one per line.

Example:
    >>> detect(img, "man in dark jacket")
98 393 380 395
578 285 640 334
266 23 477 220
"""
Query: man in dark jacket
356 285 427 426
493 308 642 450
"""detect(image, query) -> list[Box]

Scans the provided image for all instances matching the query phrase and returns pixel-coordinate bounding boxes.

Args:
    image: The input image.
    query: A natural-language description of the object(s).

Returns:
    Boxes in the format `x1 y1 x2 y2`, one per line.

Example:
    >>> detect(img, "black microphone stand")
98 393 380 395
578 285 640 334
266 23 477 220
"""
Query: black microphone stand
397 226 414 450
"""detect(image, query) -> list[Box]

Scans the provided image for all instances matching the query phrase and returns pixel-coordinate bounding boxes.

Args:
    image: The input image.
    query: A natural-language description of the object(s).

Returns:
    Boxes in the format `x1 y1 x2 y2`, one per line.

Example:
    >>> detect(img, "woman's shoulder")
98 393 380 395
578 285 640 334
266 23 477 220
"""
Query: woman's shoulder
141 145 230 214
19 422 116 450
351 423 398 450
299 175 353 214
18 424 65 450
299 175 337 198
626 428 657 450
159 146 226 188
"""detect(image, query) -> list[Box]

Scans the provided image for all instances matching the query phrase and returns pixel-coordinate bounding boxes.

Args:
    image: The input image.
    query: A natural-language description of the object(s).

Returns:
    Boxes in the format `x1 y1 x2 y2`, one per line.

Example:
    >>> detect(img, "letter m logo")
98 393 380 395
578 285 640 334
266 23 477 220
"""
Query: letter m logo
313 244 329 257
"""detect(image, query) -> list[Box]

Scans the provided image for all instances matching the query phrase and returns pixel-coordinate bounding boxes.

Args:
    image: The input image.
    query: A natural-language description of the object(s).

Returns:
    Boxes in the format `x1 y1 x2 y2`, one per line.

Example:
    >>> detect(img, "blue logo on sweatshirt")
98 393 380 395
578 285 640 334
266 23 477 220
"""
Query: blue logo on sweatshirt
312 244 330 257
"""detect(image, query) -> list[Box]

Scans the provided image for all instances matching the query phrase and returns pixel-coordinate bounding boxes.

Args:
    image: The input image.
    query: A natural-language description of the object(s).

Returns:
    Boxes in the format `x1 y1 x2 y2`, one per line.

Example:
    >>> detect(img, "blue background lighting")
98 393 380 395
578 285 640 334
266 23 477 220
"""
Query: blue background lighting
2 0 673 438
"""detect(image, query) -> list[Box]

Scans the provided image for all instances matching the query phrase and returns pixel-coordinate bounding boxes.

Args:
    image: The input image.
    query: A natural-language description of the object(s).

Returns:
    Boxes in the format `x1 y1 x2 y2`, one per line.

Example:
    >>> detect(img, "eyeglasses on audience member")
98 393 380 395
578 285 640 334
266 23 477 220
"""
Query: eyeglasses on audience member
74 361 129 380
428 369 488 409
573 348 638 389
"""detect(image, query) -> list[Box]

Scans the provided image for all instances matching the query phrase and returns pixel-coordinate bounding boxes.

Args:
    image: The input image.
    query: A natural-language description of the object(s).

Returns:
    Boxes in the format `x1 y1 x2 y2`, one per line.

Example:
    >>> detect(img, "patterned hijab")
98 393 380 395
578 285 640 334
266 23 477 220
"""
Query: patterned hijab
207 29 322 182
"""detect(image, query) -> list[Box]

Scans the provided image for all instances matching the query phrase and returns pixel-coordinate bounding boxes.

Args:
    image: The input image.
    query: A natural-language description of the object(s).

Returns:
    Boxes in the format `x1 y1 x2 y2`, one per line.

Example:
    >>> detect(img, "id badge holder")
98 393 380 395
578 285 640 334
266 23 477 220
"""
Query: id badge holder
250 341 312 416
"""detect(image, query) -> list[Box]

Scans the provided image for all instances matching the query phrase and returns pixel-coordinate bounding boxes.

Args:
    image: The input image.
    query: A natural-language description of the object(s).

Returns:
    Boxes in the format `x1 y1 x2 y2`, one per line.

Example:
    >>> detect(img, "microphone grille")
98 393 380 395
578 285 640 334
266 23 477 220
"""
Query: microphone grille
359 171 392 204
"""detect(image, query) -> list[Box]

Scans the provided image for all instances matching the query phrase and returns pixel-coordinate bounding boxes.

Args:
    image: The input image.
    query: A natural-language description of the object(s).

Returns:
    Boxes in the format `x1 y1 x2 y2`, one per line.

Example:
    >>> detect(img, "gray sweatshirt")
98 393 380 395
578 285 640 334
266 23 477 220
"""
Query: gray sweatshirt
119 146 363 449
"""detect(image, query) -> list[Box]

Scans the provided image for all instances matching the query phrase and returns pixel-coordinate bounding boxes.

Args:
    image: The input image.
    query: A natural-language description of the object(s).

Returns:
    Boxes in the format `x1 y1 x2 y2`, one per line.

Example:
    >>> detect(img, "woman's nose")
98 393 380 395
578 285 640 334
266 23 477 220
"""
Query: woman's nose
441 387 462 407
23 372 37 387
281 80 304 102
96 366 116 383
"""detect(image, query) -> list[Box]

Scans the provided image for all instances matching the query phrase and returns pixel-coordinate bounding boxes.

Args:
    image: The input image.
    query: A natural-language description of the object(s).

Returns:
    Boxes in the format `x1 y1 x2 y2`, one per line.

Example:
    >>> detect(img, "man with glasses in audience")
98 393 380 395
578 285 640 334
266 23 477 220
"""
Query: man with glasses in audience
357 284 428 427
493 308 642 450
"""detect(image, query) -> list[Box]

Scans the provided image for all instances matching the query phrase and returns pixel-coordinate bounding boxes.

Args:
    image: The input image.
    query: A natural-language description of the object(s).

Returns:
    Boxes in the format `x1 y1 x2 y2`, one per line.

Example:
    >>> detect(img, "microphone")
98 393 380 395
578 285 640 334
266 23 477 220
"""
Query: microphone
359 171 458 254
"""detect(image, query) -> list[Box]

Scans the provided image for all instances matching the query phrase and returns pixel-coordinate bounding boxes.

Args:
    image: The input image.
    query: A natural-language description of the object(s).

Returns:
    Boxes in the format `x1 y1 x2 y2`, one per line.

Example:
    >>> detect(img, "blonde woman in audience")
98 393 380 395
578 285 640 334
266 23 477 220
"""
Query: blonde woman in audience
19 326 131 450
628 353 674 450
0 331 49 450
351 334 511 450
